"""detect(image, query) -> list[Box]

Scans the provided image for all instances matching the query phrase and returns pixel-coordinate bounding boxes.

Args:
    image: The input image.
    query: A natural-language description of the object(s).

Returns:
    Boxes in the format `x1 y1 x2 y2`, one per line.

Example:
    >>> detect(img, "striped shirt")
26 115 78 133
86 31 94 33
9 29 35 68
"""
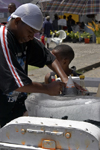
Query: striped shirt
0 25 55 94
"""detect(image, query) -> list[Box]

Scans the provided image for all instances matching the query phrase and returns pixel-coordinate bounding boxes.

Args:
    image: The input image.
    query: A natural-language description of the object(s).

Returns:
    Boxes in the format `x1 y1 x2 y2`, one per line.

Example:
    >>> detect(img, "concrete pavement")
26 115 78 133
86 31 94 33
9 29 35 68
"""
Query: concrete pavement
28 41 100 92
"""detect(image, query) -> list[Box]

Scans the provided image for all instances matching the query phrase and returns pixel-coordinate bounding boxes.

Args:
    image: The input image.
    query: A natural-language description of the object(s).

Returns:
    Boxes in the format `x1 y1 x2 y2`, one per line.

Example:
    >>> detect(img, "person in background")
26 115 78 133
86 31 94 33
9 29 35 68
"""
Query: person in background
45 44 81 84
0 3 68 127
80 22 85 32
67 15 75 32
43 16 54 49
7 3 16 22
52 14 59 31
63 15 67 30
74 22 81 32
44 13 52 23
73 22 85 42
58 15 67 30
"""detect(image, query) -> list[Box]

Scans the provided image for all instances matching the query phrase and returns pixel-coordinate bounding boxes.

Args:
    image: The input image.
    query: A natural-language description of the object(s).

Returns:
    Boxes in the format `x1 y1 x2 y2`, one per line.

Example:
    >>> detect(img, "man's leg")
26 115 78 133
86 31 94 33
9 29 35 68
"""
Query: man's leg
47 43 49 49
47 38 51 49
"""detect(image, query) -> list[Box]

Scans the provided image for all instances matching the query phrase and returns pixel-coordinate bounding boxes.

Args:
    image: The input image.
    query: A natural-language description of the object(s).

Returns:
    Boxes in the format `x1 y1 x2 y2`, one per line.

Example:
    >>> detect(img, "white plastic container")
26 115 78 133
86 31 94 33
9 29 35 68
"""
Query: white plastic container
0 117 100 150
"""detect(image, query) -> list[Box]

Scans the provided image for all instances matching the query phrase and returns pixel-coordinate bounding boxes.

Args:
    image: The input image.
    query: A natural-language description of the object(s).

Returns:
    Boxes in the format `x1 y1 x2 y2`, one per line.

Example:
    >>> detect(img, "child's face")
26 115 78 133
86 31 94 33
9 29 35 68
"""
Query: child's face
12 18 38 43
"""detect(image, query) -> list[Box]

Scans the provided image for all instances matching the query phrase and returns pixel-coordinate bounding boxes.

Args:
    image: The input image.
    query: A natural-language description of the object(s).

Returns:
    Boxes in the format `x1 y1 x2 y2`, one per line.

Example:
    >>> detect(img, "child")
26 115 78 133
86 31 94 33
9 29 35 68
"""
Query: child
45 44 81 84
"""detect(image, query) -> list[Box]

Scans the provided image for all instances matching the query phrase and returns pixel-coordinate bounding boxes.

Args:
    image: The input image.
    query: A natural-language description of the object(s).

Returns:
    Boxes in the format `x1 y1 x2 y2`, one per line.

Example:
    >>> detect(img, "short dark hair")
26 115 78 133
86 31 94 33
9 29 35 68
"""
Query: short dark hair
69 15 72 18
54 14 58 20
8 3 16 9
53 44 74 62
63 15 66 19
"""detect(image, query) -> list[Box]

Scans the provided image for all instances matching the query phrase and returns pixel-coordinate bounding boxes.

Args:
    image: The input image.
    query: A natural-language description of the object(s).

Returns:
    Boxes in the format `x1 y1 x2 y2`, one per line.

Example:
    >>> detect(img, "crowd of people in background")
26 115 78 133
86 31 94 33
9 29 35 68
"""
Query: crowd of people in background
43 13 85 33
40 13 86 46
0 2 97 46
0 1 99 45
0 2 96 47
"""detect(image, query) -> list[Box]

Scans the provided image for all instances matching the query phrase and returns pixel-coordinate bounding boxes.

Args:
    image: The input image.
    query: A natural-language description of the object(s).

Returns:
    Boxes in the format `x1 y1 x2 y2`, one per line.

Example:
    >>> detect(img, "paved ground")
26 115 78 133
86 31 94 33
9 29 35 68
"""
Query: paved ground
28 41 100 93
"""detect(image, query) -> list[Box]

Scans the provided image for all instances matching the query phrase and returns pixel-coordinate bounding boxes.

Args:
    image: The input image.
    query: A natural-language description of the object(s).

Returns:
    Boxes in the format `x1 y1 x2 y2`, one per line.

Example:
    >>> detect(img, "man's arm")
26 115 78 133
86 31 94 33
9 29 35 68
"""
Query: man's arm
16 81 66 96
47 58 85 92
47 59 68 84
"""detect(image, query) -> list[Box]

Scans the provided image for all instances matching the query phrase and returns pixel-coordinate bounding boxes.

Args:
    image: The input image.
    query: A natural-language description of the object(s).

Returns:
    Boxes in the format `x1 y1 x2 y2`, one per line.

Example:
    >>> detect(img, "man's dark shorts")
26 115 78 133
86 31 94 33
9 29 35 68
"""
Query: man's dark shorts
0 92 27 127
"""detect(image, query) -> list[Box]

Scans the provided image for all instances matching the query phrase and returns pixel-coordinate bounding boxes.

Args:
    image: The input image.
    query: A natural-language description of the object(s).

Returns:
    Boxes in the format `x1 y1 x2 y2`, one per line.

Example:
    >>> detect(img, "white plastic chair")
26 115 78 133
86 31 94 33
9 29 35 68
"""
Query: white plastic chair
51 30 66 45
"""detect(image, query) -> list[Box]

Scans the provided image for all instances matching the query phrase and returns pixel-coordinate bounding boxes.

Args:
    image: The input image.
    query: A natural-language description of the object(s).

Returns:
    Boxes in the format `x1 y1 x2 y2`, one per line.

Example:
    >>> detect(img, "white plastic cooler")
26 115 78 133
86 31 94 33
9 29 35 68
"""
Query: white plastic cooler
0 116 100 150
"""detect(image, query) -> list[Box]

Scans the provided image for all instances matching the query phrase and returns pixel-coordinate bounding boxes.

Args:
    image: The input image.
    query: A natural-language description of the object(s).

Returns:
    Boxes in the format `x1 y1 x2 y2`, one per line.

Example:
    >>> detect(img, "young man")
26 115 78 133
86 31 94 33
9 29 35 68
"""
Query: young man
0 3 68 127
45 44 81 84
7 3 16 22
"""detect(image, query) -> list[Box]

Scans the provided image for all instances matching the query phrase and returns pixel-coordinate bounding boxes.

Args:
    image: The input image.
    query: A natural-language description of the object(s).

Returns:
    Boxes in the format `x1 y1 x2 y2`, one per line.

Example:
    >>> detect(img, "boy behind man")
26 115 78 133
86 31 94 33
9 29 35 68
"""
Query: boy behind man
45 44 81 84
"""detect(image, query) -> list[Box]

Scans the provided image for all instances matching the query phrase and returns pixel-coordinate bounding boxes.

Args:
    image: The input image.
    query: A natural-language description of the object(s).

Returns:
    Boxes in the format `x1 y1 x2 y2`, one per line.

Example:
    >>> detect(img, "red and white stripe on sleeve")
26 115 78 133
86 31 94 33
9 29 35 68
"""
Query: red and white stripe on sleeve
0 26 24 88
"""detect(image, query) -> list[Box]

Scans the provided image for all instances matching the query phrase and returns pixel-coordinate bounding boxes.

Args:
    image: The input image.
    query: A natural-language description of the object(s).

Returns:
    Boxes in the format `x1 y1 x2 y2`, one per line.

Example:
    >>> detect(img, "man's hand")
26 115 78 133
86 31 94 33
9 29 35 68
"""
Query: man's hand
45 81 66 96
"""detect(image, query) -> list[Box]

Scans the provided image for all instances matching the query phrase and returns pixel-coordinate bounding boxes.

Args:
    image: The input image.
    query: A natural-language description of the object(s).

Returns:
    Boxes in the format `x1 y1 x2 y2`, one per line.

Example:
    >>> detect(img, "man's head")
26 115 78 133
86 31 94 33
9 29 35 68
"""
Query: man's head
46 16 50 21
54 14 58 20
52 44 74 70
8 3 16 14
63 15 66 19
8 3 43 43
69 15 72 19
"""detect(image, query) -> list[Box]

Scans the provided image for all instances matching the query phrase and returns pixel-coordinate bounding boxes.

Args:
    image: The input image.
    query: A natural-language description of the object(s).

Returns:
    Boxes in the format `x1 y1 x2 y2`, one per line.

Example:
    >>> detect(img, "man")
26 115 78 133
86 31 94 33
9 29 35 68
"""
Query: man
7 3 16 22
52 14 59 31
0 3 68 127
43 16 54 49
58 15 67 30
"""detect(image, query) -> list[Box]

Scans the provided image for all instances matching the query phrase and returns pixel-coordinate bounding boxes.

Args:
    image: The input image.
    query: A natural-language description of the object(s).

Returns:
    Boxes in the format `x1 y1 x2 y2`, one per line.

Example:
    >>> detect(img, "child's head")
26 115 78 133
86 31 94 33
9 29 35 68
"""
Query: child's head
52 44 74 70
